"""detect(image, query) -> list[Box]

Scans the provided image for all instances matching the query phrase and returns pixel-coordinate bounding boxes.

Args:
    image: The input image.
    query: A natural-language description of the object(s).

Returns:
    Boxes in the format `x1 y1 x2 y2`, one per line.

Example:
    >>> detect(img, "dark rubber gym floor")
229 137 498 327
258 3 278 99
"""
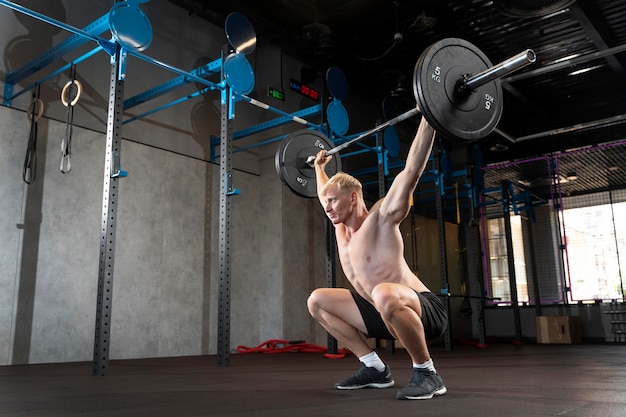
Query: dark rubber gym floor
1 342 625 416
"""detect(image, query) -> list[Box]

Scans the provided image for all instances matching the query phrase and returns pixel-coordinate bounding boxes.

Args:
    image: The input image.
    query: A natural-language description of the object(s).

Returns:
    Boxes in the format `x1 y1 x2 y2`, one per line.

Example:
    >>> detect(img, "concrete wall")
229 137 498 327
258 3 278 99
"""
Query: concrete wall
0 100 352 365
0 107 211 364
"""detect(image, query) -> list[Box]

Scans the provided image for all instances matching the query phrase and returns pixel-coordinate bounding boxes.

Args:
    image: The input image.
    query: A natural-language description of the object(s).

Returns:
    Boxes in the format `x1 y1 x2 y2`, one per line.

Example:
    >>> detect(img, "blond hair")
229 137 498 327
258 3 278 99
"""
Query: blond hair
320 172 364 201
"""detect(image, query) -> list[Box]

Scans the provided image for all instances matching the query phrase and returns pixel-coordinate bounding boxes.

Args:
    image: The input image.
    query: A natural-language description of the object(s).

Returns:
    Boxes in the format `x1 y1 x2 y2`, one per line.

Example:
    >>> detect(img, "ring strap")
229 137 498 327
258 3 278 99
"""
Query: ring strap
61 104 74 174
23 85 42 184
61 64 80 174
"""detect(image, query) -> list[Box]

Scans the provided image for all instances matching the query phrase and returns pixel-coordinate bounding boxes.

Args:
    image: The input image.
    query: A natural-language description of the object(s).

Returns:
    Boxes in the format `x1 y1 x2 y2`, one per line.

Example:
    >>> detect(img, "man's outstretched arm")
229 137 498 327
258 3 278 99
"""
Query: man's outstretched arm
379 114 436 223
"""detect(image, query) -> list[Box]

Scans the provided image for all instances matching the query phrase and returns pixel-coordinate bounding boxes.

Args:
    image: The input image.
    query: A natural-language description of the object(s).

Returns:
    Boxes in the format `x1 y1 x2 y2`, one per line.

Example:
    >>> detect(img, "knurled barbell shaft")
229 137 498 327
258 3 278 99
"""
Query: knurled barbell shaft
306 48 536 166
327 108 420 157
305 108 420 165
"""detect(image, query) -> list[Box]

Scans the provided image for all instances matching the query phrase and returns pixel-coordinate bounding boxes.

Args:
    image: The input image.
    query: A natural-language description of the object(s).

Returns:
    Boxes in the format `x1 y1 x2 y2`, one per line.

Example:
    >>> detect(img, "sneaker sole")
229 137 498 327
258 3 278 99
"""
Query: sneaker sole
397 386 447 400
336 380 395 390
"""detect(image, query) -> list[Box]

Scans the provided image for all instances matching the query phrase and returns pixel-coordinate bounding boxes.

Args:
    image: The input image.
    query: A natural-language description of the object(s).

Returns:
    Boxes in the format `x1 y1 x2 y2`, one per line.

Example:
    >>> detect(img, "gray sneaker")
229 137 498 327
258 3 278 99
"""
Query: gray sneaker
335 364 394 390
395 368 447 400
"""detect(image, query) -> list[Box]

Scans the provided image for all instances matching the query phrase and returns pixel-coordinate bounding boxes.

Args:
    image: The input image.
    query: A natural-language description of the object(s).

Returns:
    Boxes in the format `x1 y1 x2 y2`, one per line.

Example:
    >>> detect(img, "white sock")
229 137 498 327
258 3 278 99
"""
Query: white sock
359 351 386 372
413 359 436 373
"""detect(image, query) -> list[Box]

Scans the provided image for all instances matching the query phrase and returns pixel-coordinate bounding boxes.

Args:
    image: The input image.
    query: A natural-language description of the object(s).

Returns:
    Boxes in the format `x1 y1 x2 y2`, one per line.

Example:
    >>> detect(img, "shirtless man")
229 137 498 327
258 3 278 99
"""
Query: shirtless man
307 114 448 400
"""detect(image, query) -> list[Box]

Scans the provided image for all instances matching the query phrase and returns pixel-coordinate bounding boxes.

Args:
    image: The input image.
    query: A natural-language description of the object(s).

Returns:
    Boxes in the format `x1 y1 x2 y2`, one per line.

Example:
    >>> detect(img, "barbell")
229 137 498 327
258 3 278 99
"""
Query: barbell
275 38 536 198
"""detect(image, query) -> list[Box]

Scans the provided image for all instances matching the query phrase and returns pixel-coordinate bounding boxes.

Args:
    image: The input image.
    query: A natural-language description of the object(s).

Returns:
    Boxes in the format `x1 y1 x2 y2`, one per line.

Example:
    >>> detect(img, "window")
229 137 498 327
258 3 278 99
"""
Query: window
562 193 626 302
485 215 529 305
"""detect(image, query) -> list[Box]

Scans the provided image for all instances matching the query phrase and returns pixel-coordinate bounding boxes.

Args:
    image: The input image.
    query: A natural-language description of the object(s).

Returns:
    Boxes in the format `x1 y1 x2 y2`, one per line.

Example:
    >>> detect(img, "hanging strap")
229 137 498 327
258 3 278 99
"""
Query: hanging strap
23 85 43 184
60 64 82 174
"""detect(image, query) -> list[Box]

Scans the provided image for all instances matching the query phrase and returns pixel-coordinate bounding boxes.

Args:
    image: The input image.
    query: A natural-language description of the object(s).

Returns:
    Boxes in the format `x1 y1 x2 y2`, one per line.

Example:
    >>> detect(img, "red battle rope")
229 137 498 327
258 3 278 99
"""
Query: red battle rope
236 339 349 359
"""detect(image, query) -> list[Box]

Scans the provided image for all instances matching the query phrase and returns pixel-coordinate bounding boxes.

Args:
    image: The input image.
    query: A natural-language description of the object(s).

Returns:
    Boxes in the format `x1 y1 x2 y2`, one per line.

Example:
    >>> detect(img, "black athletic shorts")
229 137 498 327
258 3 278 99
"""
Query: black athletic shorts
350 289 448 341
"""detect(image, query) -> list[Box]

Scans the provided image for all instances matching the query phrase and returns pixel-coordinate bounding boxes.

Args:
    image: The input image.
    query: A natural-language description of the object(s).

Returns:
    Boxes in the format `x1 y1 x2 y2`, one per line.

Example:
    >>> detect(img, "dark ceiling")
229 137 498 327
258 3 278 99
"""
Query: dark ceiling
168 0 626 206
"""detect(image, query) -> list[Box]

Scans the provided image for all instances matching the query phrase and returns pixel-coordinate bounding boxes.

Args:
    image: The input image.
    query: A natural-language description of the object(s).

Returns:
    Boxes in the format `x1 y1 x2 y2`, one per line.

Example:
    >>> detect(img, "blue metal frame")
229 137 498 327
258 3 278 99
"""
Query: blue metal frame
123 58 223 110
209 105 323 162
0 1 343 163
0 1 114 53
0 0 399 172
10 47 103 104
234 104 321 139
2 8 112 106
123 87 211 125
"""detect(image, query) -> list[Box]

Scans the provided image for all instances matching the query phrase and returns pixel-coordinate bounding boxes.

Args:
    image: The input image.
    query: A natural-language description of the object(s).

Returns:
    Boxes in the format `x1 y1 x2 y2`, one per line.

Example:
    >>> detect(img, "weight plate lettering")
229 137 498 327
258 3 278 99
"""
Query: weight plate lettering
413 38 503 141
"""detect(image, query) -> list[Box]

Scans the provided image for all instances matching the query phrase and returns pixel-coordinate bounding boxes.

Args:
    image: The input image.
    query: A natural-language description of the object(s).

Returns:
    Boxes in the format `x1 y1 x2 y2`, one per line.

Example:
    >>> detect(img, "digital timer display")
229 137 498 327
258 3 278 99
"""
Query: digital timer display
268 86 285 101
289 79 319 101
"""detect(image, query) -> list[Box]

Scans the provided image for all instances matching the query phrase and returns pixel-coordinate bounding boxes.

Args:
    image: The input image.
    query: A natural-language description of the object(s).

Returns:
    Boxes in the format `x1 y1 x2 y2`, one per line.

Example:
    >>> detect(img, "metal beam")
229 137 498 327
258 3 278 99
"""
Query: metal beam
570 1 624 73
123 59 223 110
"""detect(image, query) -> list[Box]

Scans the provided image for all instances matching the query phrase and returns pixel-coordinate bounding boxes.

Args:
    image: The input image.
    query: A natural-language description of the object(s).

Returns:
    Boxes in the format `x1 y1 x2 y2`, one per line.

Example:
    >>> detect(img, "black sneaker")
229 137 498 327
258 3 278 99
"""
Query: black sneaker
395 368 447 400
335 364 394 390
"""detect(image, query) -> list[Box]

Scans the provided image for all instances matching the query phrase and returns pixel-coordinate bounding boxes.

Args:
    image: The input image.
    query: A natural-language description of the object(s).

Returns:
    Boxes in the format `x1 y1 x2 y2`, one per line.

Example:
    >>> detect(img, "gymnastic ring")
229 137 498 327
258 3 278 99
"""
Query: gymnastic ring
26 98 44 123
61 80 82 107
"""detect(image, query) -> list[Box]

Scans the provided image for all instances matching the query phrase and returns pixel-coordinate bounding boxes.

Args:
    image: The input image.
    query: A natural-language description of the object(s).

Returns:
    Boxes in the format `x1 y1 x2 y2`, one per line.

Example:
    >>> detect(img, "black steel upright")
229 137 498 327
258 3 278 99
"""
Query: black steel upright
525 216 542 316
93 45 124 376
376 130 395 354
322 82 338 355
501 180 523 342
433 141 452 350
217 86 234 367
325 219 338 354
468 182 487 347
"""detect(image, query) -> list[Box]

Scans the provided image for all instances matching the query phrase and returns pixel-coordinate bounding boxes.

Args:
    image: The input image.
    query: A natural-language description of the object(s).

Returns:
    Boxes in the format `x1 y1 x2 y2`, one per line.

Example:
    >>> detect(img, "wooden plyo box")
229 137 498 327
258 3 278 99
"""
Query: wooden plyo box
536 316 582 344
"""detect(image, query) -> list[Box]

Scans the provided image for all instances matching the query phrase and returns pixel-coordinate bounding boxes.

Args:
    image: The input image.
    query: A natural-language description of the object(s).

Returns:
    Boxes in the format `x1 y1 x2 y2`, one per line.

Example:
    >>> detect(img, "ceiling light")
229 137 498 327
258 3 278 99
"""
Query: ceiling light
490 143 508 152
495 0 575 18
568 64 603 76
566 172 578 181
553 53 580 64
411 11 437 29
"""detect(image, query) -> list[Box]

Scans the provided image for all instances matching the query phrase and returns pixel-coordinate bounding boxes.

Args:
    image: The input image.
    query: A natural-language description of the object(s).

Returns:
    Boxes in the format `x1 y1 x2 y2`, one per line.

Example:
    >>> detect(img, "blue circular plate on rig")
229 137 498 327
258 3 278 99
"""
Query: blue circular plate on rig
326 66 349 101
383 126 401 158
326 100 349 136
225 12 256 54
224 53 255 95
109 0 153 51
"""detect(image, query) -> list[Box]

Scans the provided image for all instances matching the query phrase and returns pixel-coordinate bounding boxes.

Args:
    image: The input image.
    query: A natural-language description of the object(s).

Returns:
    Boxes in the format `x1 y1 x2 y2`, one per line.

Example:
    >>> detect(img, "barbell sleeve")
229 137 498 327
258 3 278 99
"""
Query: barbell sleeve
459 49 536 93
